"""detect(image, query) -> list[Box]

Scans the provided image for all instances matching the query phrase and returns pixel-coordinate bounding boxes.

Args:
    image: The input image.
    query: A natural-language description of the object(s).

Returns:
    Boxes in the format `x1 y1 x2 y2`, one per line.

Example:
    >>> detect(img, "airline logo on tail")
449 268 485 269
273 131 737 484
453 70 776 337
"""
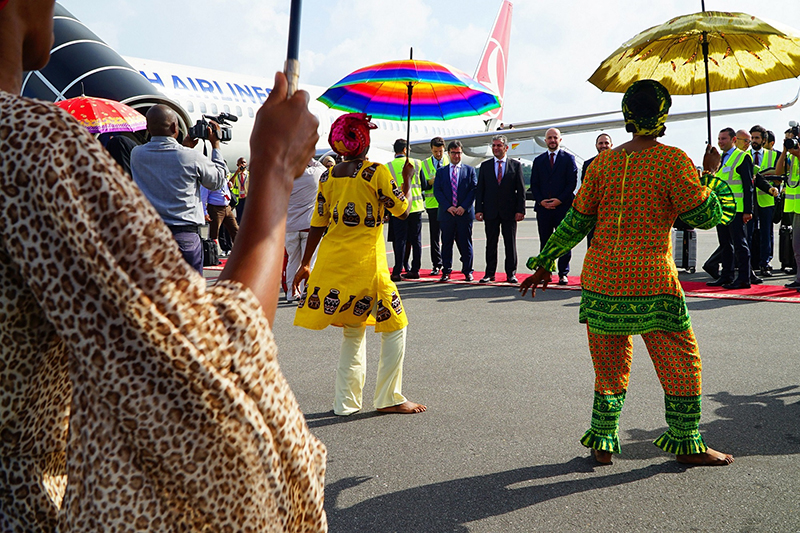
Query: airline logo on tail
474 0 512 121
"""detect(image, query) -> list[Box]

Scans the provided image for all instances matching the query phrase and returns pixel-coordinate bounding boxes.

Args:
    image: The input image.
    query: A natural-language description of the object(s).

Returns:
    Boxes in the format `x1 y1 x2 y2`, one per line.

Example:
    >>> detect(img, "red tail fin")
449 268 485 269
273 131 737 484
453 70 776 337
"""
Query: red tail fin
474 0 512 122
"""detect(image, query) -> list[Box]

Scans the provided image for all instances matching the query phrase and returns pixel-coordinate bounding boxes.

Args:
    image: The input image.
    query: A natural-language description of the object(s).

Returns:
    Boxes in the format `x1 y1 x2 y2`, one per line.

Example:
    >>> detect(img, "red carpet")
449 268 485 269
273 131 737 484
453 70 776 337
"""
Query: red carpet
203 263 800 304
391 269 800 303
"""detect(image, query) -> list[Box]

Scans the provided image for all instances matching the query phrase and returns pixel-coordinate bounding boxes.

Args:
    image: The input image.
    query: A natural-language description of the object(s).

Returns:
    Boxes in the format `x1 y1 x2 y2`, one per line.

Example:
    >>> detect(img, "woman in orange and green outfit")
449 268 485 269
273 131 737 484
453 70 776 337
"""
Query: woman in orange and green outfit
521 80 735 466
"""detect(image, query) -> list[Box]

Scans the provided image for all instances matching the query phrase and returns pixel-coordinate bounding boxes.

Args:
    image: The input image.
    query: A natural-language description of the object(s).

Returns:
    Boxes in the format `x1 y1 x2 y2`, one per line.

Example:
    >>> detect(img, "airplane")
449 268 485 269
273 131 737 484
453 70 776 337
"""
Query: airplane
24 2 799 170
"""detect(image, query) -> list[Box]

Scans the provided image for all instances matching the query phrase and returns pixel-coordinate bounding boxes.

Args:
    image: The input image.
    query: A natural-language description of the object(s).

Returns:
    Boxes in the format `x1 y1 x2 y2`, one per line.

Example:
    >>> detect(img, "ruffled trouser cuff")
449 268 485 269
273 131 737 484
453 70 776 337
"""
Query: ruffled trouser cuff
580 391 625 454
653 394 708 455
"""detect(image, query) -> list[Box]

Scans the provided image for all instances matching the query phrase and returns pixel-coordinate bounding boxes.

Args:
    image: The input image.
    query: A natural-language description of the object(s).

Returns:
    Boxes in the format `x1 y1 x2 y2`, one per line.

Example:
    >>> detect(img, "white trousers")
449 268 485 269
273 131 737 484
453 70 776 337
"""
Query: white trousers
335 325 407 415
285 230 317 301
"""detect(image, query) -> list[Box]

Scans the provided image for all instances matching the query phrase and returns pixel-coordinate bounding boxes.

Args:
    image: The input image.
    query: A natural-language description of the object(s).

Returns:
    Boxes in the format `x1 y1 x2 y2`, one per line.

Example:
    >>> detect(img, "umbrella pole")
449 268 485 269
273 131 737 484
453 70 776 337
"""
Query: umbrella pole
406 82 413 163
284 0 302 96
406 47 413 163
701 2 712 146
702 32 712 145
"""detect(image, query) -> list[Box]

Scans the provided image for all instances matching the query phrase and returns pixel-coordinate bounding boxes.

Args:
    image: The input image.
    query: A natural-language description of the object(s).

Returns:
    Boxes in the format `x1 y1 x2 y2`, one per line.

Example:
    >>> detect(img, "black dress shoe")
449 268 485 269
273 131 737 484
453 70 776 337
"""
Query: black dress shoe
430 267 441 276
706 278 732 287
723 280 751 290
402 271 420 279
440 272 450 282
787 268 798 276
479 275 495 283
785 281 800 289
507 276 519 284
750 275 763 285
760 268 773 277
702 264 720 280
464 273 474 282
390 273 402 282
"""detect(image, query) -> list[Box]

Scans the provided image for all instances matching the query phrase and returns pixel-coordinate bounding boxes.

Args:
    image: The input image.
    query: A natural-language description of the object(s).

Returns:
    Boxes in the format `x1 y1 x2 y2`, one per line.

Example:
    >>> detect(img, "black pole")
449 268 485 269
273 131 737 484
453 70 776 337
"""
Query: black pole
703 33 711 145
701 2 711 145
285 0 302 96
406 47 413 162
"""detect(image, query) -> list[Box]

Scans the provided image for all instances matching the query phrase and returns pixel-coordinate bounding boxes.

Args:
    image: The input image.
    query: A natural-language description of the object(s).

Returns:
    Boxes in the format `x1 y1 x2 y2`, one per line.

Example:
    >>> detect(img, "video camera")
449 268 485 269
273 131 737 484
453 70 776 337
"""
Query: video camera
188 112 238 142
784 120 800 151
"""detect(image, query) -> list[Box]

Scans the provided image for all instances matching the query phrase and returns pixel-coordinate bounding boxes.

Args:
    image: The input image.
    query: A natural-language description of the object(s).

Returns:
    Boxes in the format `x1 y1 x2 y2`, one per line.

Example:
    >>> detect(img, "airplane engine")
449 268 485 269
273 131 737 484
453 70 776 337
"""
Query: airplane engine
22 3 192 135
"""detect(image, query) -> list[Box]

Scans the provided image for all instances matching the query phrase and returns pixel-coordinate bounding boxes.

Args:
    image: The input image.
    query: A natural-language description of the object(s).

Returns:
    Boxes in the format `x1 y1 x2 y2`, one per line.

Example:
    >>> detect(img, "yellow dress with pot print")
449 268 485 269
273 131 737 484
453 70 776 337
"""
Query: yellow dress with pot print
294 160 409 332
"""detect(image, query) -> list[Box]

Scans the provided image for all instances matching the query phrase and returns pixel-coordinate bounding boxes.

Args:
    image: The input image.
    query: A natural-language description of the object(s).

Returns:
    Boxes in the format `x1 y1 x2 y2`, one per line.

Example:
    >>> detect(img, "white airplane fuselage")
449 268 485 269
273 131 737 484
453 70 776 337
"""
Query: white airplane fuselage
127 57 493 166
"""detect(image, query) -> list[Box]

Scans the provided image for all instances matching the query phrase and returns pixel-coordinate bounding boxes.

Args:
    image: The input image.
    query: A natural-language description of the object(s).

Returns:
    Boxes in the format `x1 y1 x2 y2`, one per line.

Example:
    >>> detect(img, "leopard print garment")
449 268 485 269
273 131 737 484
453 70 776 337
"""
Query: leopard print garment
0 91 327 532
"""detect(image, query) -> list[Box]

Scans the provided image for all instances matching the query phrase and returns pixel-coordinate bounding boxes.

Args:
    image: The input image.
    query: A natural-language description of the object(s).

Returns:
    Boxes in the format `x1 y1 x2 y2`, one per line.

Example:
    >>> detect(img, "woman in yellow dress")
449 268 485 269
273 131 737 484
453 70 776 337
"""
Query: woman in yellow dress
294 113 427 416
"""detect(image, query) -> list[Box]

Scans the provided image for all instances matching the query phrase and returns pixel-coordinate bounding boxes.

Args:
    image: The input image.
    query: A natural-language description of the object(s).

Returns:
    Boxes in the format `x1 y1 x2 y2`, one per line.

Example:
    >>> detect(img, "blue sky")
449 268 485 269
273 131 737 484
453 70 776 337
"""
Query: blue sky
59 0 800 161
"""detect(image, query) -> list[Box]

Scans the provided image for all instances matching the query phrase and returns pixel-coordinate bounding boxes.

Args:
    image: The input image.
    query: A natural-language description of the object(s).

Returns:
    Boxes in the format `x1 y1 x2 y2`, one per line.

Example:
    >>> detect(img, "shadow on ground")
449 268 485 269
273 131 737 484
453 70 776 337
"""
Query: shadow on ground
622 386 800 461
325 457 684 532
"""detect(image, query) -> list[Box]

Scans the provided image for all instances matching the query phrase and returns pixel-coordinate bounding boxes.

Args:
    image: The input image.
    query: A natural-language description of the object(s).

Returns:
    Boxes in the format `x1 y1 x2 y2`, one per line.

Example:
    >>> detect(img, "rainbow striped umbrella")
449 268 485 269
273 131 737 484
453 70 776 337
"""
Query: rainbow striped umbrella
54 95 146 134
318 55 501 150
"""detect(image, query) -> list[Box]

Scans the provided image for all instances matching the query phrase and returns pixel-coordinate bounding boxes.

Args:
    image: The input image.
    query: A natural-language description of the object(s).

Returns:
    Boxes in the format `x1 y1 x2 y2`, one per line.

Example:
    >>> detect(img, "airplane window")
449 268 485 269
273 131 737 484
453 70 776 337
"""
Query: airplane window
186 101 194 113
211 103 218 114
236 106 242 116
413 125 419 133
199 102 207 113
248 107 254 118
223 105 230 113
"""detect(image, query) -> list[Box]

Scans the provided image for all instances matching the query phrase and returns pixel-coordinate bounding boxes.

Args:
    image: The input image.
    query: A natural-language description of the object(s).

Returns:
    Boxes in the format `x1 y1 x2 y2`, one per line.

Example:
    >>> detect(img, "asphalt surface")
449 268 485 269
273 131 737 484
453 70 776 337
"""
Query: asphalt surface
246 207 800 532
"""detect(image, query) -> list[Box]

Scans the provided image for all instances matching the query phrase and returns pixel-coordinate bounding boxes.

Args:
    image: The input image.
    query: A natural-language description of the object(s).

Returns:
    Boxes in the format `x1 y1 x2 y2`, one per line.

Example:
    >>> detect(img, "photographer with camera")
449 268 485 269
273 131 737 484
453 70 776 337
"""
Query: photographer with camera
774 122 800 288
131 104 228 273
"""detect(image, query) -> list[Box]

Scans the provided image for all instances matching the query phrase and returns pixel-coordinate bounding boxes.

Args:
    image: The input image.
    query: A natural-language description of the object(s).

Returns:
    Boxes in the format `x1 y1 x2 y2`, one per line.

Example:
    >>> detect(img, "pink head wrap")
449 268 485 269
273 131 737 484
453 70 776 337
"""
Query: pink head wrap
328 113 377 157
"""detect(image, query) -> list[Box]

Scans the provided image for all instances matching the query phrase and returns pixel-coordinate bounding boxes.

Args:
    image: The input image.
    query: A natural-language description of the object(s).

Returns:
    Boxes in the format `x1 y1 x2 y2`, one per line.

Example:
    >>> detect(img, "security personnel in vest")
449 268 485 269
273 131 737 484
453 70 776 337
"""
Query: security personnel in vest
749 125 780 276
419 137 449 275
707 127 755 289
775 131 800 288
387 139 424 280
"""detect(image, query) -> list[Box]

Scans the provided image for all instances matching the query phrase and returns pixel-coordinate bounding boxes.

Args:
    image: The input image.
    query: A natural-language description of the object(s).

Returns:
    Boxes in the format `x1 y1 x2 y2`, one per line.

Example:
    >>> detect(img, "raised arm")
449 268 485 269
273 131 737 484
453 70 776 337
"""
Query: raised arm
218 72 319 326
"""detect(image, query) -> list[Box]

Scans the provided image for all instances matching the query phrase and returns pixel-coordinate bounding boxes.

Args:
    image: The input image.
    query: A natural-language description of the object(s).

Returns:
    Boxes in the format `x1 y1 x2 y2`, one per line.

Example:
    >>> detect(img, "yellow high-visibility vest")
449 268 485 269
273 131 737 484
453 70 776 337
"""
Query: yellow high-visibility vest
420 154 449 209
715 148 748 213
387 156 425 213
785 154 800 214
754 149 778 208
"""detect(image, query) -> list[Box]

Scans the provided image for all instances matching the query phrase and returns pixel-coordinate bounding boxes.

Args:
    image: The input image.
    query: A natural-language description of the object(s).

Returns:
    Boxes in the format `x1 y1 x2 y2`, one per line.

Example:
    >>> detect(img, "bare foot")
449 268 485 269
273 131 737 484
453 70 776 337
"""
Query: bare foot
676 447 734 466
592 449 613 465
377 401 427 414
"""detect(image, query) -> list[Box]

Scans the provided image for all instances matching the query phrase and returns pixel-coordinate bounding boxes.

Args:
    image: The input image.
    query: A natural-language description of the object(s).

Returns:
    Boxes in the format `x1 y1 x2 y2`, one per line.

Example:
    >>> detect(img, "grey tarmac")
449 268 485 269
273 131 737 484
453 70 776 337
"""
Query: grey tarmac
228 208 800 533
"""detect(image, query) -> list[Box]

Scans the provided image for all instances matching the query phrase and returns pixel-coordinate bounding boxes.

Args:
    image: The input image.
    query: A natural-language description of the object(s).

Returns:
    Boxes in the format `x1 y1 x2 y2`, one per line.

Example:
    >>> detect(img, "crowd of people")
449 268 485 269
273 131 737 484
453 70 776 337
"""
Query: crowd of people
7 0 800 528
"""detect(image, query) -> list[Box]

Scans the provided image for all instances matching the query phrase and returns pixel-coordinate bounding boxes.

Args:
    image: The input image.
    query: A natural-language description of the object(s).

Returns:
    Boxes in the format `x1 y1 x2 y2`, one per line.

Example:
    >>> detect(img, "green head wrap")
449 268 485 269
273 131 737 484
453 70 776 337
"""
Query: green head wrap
621 79 671 137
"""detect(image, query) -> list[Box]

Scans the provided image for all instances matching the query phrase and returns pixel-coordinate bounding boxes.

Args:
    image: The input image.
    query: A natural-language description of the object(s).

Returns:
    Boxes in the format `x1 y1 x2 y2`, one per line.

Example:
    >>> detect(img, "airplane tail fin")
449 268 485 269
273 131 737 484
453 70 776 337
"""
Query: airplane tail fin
474 0 512 123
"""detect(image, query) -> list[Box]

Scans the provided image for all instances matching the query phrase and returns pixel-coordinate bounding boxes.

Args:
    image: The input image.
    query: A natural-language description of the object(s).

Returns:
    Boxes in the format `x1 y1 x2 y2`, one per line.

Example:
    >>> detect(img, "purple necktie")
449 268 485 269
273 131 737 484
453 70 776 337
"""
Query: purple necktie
451 165 458 206
549 152 555 168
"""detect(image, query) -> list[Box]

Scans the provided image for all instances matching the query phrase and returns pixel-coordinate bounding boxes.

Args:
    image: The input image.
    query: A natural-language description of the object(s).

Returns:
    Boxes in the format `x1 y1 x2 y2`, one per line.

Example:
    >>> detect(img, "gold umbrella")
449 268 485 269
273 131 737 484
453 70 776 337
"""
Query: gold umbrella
589 9 800 143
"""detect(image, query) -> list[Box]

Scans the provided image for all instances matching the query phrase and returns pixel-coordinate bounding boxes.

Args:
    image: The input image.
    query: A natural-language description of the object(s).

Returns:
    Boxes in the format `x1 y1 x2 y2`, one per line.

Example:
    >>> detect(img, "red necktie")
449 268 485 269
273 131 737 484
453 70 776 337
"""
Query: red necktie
549 152 555 168
496 160 503 184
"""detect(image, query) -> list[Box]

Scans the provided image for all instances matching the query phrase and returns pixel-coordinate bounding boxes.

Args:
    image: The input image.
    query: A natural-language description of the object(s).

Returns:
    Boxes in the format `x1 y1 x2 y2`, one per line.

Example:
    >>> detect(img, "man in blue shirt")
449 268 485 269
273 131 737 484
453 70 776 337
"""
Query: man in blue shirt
131 105 228 272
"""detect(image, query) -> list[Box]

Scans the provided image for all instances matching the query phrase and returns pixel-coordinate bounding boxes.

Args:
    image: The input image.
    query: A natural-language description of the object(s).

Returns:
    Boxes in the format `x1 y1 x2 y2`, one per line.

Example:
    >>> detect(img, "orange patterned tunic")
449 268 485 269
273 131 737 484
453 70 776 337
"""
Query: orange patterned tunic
529 144 725 335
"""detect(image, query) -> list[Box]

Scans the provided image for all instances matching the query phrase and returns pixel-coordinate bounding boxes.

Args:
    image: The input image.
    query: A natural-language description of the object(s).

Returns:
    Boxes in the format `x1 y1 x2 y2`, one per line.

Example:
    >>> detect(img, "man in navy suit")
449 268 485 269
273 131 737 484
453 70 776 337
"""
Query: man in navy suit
434 140 477 281
475 134 526 283
529 127 578 285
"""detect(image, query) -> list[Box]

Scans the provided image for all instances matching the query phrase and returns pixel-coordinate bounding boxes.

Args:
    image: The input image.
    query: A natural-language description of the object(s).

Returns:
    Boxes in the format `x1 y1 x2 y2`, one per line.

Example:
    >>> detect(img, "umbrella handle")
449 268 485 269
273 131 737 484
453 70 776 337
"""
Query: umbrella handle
285 59 300 97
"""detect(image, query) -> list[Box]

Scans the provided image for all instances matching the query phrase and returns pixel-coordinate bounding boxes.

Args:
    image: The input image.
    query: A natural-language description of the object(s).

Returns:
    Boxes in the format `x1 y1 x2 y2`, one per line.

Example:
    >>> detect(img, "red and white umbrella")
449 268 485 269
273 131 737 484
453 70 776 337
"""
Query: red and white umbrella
54 96 146 134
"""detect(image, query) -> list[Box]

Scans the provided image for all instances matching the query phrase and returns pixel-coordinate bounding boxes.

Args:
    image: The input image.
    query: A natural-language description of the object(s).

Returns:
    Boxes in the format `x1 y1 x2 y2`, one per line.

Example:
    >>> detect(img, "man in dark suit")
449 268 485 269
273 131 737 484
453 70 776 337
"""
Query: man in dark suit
475 134 526 283
580 133 612 248
529 127 578 285
434 140 477 282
